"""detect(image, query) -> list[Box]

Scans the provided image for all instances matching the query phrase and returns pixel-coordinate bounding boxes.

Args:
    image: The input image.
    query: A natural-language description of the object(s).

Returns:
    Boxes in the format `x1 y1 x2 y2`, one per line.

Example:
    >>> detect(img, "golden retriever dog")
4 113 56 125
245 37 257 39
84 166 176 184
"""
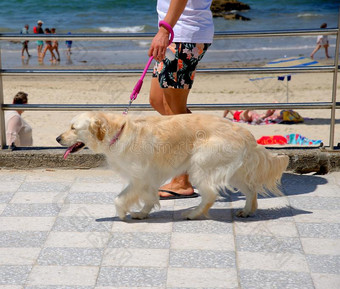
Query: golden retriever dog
56 112 289 221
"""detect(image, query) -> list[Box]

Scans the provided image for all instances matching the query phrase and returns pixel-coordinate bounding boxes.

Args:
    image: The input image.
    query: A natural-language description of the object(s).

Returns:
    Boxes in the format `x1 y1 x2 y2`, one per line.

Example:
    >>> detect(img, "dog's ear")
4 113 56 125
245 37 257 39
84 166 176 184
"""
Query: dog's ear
89 116 106 141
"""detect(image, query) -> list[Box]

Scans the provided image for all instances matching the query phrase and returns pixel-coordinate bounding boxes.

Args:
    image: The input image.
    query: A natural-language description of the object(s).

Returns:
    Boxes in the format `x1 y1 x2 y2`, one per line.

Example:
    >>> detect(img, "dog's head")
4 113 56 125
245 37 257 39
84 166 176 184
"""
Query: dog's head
56 112 108 159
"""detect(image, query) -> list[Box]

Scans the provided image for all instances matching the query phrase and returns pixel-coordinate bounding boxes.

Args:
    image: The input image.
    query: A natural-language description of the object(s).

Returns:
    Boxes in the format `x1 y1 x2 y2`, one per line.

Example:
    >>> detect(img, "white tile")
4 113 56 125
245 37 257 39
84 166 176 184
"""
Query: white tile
0 286 24 289
0 217 55 231
301 238 340 255
59 204 116 218
171 233 235 251
312 273 340 289
102 248 169 267
167 267 238 288
293 210 340 223
0 204 6 215
234 221 298 237
70 182 122 193
0 248 40 265
45 232 111 248
112 220 172 233
10 191 68 204
27 266 99 286
237 251 309 272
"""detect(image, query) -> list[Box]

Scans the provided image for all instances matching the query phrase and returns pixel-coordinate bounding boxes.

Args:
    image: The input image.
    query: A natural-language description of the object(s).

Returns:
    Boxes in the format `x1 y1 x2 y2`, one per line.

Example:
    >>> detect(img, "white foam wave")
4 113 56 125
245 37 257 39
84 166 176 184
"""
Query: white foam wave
99 25 145 33
297 13 320 18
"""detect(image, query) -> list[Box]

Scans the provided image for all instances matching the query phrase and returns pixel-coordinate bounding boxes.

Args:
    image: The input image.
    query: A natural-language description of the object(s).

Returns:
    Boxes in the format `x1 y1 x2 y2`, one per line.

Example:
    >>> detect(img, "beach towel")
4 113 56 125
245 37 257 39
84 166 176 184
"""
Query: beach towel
257 133 322 146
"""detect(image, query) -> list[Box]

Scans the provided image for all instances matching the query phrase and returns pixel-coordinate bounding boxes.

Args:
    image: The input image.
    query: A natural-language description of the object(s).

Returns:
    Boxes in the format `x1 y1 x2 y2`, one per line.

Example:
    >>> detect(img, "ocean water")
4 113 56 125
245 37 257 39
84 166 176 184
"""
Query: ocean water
0 0 339 68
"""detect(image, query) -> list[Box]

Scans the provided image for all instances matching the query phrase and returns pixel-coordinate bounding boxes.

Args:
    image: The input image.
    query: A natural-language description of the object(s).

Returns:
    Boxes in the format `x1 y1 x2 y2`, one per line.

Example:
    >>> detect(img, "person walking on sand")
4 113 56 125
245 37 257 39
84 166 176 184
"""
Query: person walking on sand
20 24 31 59
310 23 330 59
34 20 44 58
148 0 214 199
51 28 60 61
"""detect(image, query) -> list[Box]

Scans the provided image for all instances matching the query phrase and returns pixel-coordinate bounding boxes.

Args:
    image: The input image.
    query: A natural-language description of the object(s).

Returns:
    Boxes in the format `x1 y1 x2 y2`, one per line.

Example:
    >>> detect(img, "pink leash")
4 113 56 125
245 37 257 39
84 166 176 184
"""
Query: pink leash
123 20 174 115
110 21 174 146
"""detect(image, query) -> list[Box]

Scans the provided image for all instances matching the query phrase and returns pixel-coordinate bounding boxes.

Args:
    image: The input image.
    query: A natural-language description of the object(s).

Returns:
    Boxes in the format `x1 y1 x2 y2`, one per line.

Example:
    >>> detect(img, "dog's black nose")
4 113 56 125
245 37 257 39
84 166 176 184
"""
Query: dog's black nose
56 135 62 143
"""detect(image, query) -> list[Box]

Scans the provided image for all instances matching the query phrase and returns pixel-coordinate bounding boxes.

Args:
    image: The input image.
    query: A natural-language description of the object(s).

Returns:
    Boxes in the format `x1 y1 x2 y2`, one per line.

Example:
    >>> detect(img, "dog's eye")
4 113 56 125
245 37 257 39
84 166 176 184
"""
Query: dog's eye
71 125 75 130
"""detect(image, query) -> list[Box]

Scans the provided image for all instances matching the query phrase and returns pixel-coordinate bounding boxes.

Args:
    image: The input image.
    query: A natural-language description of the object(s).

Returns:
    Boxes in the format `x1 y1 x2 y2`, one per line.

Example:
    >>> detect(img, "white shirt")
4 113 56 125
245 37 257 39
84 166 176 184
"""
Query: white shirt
157 0 214 43
5 111 33 146
317 35 328 46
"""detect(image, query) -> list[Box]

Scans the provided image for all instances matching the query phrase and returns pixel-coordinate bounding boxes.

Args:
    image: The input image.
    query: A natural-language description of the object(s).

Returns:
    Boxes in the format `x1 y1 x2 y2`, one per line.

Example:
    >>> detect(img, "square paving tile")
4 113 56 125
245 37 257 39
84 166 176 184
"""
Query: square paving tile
38 248 103 266
239 269 314 289
27 266 99 286
0 231 48 247
107 232 171 249
167 267 238 288
0 265 32 285
169 249 235 268
97 267 166 287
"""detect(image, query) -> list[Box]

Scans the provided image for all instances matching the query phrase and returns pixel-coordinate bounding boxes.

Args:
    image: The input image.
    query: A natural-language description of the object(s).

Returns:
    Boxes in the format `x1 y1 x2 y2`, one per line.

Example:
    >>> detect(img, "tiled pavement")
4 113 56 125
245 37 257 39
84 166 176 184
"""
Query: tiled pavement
0 168 339 289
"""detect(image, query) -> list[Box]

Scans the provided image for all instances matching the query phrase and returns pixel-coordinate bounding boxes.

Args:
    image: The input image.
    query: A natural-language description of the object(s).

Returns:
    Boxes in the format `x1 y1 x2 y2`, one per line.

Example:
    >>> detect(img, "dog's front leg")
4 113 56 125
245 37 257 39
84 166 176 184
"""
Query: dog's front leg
130 185 159 220
114 183 136 221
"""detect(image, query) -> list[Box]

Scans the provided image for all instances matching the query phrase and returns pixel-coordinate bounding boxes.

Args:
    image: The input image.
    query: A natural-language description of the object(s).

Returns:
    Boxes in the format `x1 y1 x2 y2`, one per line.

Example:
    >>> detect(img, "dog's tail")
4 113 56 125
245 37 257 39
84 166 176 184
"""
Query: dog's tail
242 145 289 197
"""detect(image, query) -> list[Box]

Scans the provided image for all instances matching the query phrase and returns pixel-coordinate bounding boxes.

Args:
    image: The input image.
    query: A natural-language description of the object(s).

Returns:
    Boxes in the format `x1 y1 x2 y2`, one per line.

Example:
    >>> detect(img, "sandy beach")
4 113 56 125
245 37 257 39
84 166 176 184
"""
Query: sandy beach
2 64 340 148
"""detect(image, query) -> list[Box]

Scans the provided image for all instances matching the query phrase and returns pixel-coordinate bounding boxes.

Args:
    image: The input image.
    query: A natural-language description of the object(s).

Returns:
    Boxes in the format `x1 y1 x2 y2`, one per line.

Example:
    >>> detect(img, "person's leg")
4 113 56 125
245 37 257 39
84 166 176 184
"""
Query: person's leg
150 81 194 197
310 44 321 59
149 77 167 115
324 45 330 58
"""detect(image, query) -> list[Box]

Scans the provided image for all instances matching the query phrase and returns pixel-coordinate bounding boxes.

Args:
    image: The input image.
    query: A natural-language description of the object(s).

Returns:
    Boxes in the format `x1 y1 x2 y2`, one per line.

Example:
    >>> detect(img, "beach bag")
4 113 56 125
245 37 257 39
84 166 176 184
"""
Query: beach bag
280 110 304 124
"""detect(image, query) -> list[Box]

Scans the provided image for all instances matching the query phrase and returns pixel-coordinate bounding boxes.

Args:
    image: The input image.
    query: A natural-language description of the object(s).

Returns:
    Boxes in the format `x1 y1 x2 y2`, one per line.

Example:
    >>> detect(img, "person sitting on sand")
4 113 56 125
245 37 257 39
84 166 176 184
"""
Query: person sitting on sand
224 109 282 124
41 28 57 62
5 91 33 149
310 23 330 59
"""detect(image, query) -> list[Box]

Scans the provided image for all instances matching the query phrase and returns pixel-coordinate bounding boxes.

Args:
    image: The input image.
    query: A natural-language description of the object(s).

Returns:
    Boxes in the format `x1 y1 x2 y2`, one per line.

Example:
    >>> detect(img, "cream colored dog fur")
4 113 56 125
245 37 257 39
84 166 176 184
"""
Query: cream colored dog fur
57 112 289 220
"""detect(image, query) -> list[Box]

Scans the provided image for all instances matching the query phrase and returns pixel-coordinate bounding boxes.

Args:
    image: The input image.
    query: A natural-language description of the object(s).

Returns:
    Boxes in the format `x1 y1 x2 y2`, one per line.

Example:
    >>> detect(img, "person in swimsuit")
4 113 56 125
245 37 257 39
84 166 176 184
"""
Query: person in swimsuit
41 28 56 62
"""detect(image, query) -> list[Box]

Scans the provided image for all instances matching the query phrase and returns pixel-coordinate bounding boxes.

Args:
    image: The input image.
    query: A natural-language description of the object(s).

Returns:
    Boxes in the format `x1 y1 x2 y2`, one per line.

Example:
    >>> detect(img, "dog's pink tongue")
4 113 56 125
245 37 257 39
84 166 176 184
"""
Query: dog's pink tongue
63 147 73 160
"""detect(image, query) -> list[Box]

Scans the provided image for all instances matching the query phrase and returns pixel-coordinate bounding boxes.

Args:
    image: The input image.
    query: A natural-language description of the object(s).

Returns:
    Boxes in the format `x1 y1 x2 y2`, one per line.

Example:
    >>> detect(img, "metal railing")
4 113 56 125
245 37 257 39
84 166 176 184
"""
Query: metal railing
0 25 339 149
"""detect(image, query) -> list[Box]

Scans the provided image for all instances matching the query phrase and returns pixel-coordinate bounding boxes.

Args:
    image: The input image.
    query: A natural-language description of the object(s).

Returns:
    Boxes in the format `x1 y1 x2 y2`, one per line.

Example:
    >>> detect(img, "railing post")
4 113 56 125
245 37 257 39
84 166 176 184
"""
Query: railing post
329 8 340 150
0 47 6 149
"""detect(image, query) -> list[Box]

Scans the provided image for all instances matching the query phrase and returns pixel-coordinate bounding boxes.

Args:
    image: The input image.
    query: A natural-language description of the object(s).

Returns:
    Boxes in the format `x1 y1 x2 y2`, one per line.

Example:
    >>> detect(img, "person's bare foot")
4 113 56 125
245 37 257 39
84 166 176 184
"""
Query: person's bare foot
158 174 195 198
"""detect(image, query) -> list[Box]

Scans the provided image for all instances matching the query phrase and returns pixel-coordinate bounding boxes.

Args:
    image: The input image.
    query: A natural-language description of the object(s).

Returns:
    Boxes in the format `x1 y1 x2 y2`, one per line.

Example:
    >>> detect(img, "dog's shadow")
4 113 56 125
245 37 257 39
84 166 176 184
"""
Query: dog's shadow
96 173 326 224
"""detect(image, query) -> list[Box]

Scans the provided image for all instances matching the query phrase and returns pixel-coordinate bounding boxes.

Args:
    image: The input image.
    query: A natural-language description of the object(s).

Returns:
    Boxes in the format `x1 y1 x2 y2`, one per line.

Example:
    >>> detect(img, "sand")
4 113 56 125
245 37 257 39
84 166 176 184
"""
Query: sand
2 69 340 148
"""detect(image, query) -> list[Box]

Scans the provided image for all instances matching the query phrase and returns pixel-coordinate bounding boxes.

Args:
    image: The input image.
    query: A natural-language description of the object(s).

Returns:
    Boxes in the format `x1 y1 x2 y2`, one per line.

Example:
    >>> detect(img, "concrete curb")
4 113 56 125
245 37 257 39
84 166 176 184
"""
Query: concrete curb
1 147 340 174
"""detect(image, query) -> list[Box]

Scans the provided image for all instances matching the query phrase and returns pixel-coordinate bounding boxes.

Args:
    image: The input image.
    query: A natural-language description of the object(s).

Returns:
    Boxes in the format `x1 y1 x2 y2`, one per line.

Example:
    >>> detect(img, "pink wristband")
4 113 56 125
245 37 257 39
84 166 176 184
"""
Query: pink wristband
159 20 174 44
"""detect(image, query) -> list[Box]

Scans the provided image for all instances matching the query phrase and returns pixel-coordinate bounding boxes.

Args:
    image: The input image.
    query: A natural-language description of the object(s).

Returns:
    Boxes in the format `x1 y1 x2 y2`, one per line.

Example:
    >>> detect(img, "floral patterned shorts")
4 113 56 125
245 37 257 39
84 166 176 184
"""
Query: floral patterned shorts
152 42 211 89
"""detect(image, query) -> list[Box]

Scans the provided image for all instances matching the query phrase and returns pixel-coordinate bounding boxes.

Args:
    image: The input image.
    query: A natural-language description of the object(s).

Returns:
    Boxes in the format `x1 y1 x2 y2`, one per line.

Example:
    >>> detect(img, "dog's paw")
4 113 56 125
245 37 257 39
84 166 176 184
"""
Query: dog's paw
130 211 149 220
236 210 250 218
182 209 201 220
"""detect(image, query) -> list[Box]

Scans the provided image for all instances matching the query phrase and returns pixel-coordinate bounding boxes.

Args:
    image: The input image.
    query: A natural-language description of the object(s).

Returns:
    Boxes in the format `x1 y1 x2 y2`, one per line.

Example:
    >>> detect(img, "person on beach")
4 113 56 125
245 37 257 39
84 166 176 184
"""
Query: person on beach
310 23 330 59
20 24 31 59
148 0 214 199
34 20 44 58
41 28 57 62
51 28 60 61
223 109 282 124
65 32 73 55
5 91 33 149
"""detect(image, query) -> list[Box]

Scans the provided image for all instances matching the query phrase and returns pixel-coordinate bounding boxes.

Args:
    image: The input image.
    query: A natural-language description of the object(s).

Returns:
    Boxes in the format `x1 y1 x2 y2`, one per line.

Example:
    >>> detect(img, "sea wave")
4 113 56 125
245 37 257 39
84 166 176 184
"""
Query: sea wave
99 26 145 33
297 13 320 18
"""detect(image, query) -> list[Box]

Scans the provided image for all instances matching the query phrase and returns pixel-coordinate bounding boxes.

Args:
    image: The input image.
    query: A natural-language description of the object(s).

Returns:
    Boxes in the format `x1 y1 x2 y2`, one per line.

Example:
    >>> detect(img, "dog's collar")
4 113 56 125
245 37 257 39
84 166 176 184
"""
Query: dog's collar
109 123 125 146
